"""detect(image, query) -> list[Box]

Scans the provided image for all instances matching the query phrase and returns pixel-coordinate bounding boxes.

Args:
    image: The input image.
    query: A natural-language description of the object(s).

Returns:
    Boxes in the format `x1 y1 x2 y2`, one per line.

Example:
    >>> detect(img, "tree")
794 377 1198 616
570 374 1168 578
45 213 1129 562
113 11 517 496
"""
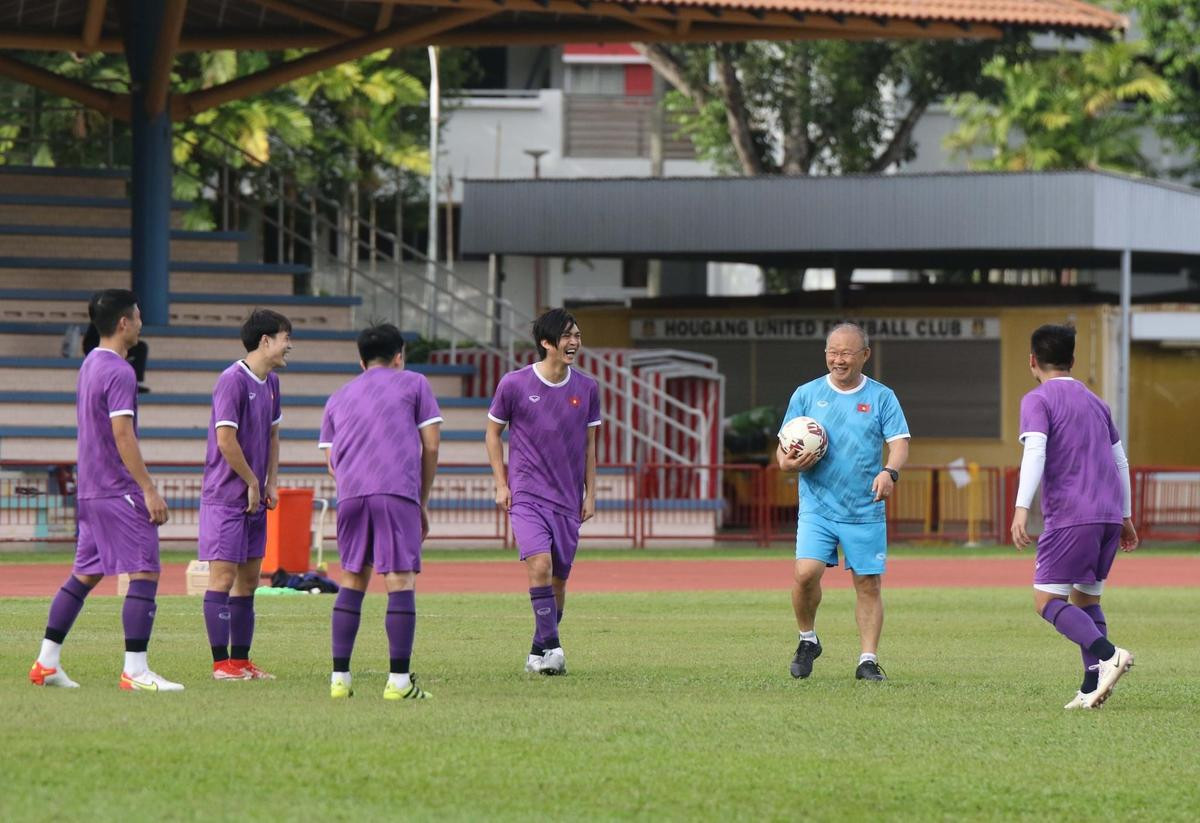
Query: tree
636 38 1019 176
944 40 1170 173
1126 0 1200 177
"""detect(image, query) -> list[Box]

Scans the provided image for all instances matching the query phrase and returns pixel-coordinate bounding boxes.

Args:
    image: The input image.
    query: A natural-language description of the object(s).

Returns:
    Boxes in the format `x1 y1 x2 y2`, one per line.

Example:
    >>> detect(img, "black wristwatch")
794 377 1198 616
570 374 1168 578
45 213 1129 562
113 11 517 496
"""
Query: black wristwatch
882 468 899 482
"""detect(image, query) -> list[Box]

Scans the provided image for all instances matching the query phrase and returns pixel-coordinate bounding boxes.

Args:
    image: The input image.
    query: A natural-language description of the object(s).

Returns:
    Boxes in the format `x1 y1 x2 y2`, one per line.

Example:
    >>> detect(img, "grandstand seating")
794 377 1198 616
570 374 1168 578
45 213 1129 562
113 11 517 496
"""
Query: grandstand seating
0 166 485 468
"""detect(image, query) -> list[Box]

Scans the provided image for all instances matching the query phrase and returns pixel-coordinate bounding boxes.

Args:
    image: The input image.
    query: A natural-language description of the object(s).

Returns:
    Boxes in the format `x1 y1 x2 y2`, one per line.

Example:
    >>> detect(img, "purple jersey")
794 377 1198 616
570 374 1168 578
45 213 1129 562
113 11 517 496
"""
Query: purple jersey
318 367 443 503
1019 377 1123 530
75 348 142 500
201 361 282 506
488 364 601 516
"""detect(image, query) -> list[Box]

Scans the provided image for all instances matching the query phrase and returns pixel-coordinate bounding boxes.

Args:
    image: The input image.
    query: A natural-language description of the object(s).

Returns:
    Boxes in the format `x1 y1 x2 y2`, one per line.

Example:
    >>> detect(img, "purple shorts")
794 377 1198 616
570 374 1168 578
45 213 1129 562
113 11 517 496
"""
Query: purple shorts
1034 522 1121 585
510 501 581 580
74 494 160 576
198 502 268 564
336 494 423 575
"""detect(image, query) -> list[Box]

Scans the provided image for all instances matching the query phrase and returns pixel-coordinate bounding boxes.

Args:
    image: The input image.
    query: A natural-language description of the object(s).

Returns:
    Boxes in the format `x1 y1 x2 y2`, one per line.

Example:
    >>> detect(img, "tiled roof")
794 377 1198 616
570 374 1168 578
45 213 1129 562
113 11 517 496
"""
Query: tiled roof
637 0 1125 30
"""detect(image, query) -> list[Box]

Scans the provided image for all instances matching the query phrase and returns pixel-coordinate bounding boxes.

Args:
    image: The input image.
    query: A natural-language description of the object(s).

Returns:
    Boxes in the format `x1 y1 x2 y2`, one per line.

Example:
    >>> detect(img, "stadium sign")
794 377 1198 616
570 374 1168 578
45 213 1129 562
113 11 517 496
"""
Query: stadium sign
632 316 1000 342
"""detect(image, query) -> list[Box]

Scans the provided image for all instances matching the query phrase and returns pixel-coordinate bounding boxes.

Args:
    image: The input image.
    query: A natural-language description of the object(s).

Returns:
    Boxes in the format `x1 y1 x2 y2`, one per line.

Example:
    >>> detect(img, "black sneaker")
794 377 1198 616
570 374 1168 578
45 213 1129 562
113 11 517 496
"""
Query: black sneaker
855 660 887 681
790 639 822 679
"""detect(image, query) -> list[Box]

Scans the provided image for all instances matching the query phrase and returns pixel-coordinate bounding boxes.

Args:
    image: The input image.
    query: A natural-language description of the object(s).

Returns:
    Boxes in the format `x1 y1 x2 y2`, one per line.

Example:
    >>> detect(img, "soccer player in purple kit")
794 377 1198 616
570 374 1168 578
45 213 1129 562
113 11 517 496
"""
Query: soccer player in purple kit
1011 324 1138 709
319 324 442 700
199 309 291 681
29 290 183 692
486 308 600 676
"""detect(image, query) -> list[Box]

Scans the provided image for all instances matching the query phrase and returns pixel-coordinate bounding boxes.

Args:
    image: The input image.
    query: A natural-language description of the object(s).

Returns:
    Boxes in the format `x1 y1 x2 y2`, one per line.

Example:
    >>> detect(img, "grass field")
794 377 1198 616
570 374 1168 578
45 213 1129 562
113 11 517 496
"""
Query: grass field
2 586 1198 820
2 541 1198 566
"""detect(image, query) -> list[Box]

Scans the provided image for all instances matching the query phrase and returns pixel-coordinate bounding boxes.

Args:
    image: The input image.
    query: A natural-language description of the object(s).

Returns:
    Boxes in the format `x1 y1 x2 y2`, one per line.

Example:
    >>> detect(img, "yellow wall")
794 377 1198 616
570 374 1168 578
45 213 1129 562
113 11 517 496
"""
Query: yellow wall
1129 345 1200 465
575 303 1143 468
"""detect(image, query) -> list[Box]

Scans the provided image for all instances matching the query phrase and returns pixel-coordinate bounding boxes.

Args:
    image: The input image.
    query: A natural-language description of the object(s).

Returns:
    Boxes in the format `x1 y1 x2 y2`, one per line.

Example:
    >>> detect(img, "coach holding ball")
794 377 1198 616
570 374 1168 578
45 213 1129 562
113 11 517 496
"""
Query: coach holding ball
777 322 911 682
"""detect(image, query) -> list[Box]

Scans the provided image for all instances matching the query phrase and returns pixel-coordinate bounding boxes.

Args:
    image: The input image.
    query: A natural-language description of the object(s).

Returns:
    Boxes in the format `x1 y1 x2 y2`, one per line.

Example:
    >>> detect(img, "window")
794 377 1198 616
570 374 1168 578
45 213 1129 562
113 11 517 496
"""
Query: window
622 259 649 289
564 64 625 96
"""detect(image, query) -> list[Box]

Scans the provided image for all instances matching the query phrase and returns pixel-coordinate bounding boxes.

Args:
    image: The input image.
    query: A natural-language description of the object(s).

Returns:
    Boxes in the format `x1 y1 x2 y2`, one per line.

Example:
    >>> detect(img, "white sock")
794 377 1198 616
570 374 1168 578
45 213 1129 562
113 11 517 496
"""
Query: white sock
332 672 351 687
124 651 148 675
859 653 878 665
38 639 63 669
799 630 817 643
388 673 412 689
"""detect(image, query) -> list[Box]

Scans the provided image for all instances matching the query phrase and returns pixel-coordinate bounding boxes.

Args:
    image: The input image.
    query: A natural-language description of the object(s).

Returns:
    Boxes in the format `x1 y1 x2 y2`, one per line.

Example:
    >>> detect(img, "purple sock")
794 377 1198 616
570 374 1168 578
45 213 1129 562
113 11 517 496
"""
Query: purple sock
1041 599 1114 659
530 585 559 650
44 576 94 643
1080 604 1108 693
228 595 255 659
331 588 365 673
531 606 564 656
203 590 231 662
122 579 158 653
386 590 416 674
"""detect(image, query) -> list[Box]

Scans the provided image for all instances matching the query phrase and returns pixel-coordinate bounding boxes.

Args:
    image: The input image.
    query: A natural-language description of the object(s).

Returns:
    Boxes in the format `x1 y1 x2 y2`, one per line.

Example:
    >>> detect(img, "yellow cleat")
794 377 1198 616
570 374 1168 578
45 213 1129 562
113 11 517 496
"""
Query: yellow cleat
383 675 431 701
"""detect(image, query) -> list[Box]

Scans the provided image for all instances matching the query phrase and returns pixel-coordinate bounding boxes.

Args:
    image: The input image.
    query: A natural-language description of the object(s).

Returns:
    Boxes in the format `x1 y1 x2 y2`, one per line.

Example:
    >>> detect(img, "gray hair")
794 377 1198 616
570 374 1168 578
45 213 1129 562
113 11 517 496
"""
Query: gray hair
826 322 869 350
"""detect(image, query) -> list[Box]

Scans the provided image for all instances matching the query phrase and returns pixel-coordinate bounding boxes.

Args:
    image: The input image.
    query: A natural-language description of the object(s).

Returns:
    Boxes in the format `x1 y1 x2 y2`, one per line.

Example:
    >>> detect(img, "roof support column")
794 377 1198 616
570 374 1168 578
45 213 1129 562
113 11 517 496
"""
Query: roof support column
122 0 173 325
1118 247 1132 445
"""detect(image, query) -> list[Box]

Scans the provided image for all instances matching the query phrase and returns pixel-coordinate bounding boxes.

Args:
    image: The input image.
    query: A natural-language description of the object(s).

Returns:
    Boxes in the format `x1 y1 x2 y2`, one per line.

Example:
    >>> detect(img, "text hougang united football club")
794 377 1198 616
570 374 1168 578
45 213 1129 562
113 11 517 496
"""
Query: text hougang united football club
633 317 1000 341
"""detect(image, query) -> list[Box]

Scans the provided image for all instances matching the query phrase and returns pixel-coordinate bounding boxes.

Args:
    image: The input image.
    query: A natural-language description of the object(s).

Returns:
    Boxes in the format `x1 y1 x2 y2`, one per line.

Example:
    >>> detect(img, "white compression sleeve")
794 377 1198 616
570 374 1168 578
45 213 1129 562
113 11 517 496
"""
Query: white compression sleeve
1112 440 1132 518
1016 433 1047 510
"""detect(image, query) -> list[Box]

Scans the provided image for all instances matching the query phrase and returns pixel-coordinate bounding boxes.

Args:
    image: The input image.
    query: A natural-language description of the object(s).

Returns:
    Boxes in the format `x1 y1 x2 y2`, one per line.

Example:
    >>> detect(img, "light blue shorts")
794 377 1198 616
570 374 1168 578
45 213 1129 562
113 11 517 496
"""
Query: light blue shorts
795 513 888 575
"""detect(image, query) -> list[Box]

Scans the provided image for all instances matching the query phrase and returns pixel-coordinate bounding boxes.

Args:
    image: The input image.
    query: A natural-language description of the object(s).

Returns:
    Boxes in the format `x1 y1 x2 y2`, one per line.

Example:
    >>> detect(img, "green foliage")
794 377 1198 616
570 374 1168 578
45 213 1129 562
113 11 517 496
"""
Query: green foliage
1 587 1198 818
403 336 452 364
944 40 1170 173
1127 0 1200 175
724 404 784 456
656 38 1019 175
0 46 481 230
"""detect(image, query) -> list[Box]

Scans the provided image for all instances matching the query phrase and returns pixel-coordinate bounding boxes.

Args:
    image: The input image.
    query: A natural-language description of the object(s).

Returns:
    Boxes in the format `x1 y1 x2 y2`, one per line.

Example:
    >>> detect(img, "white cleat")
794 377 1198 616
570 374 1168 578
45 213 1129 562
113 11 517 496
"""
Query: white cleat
1064 690 1102 710
540 647 566 676
120 670 186 692
1086 647 1133 708
524 654 547 674
30 661 79 688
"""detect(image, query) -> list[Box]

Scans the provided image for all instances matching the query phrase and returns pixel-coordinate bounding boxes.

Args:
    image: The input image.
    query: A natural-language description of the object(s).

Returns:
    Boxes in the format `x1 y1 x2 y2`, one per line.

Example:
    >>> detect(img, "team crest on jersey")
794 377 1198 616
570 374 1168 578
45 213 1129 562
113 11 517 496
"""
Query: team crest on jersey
817 400 829 408
529 395 540 403
857 403 871 413
249 392 257 400
569 396 581 407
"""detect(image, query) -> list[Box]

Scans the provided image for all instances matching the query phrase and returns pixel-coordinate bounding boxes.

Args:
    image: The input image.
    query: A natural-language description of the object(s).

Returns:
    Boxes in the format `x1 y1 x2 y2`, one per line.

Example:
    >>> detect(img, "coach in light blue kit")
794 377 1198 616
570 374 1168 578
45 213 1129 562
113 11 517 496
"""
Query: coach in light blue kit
778 322 910 682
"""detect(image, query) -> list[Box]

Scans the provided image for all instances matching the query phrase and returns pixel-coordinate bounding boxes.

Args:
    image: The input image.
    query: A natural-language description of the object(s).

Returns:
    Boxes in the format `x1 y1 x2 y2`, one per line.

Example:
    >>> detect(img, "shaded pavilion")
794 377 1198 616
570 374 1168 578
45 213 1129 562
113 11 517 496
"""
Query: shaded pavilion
0 0 1125 324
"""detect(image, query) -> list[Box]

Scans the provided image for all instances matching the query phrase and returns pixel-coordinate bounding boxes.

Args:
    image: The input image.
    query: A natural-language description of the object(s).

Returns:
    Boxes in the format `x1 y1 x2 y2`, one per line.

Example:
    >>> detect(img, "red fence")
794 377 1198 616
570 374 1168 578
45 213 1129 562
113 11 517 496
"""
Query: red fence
2 461 1198 547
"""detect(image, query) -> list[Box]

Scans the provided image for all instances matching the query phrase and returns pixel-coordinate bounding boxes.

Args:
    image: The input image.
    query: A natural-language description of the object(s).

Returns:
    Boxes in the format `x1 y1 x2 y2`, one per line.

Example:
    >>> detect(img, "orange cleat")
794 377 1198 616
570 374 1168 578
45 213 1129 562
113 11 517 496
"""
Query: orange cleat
30 660 79 688
230 659 276 680
213 659 251 680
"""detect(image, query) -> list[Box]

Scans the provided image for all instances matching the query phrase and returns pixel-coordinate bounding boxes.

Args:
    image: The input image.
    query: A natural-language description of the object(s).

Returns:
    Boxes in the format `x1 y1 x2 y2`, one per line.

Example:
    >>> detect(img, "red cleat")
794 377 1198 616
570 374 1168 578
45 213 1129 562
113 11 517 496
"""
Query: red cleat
230 659 275 680
213 659 251 681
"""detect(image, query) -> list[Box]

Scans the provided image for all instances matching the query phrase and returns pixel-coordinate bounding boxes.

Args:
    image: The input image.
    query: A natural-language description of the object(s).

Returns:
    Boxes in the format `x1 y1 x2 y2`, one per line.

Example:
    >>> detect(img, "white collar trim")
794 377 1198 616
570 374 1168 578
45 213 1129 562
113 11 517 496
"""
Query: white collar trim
237 359 268 385
1048 376 1076 382
825 374 868 395
532 362 571 388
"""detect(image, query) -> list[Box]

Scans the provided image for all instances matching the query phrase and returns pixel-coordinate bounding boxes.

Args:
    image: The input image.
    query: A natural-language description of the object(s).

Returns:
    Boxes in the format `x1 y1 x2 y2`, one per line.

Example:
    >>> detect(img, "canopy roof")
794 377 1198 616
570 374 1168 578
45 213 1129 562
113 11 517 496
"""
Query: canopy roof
460 171 1200 273
0 1 1126 119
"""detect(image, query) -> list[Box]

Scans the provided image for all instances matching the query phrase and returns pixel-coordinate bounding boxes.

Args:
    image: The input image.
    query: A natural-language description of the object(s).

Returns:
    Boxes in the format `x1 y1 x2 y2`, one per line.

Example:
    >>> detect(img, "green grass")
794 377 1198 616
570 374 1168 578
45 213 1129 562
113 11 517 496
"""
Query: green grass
2 588 1197 820
2 541 1198 565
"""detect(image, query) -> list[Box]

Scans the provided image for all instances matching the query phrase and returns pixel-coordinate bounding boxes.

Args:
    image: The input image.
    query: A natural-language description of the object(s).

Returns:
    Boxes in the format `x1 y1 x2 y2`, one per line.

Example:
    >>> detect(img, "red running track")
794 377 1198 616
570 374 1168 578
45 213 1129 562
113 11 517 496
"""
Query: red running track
0 554 1195 597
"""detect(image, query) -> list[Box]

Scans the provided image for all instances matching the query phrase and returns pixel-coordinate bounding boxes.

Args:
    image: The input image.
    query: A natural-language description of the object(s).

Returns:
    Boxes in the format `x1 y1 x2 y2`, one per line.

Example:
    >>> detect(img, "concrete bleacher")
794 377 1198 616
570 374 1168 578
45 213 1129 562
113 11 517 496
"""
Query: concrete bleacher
0 166 486 479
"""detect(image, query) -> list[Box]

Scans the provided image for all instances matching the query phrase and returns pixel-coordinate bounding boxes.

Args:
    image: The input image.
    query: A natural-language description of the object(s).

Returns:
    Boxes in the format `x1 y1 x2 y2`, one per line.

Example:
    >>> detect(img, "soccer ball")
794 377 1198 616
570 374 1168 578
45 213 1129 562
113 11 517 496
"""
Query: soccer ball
779 416 828 461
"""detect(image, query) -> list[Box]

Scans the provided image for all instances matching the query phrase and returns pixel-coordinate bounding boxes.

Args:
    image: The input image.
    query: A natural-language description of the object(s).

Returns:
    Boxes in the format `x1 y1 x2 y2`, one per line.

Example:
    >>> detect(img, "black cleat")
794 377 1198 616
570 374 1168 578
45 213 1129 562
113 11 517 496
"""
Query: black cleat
855 660 887 681
790 639 822 679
